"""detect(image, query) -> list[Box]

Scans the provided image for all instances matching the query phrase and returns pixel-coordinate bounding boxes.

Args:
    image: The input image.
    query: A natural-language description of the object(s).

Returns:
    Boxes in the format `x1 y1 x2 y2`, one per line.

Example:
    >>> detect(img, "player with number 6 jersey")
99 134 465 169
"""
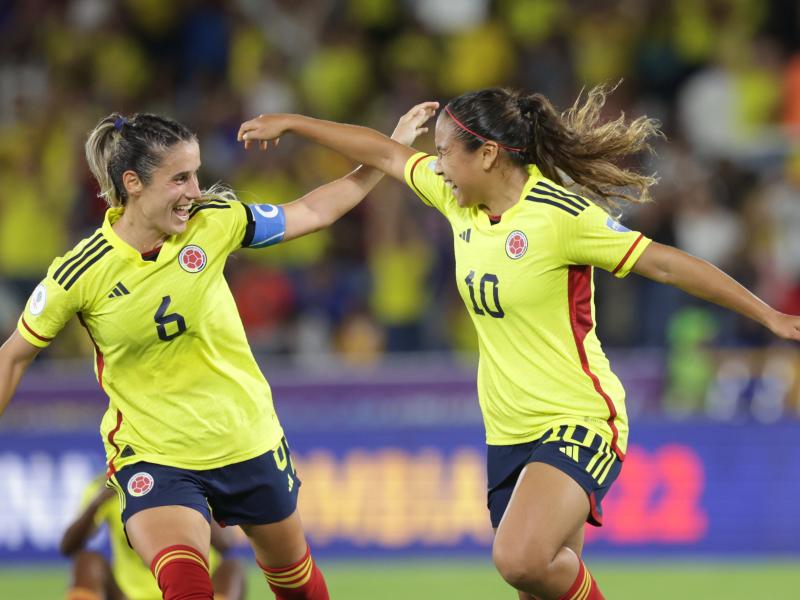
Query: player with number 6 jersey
0 103 437 600
20 197 289 474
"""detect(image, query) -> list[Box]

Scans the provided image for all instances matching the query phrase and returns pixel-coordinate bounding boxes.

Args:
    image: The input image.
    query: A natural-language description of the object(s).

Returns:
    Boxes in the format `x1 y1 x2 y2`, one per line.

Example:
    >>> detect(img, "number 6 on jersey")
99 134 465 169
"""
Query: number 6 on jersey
154 296 187 341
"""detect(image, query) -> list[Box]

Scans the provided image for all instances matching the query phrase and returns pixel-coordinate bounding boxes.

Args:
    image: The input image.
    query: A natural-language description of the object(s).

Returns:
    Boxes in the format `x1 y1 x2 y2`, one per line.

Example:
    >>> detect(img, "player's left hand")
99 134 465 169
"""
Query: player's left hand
389 101 439 146
766 311 800 341
237 114 291 151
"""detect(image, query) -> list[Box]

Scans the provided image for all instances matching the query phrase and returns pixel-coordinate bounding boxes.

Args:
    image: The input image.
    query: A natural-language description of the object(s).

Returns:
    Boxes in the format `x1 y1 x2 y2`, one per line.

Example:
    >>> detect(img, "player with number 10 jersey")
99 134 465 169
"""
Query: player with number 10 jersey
405 153 649 459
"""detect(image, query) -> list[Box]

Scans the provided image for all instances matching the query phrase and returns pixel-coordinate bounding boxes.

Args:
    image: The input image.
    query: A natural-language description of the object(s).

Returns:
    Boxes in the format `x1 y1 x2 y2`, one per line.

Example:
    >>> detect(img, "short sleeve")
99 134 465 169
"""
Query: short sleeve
17 264 81 348
190 200 251 255
560 203 652 278
403 152 457 215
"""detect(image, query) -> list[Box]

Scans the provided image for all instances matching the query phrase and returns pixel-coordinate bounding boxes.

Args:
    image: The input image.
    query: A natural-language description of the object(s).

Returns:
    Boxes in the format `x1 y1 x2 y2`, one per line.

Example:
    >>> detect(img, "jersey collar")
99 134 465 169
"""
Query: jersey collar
102 207 162 264
473 163 544 230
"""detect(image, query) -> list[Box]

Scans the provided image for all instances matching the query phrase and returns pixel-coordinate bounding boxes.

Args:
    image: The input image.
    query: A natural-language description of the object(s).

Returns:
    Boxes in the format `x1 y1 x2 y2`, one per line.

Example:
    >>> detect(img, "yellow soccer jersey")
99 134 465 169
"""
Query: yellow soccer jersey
80 477 220 600
18 199 287 473
405 153 652 458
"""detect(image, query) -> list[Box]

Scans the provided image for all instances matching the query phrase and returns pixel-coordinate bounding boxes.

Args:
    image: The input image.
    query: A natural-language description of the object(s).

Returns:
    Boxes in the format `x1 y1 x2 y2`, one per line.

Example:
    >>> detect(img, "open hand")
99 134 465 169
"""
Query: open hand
237 114 290 151
390 101 439 146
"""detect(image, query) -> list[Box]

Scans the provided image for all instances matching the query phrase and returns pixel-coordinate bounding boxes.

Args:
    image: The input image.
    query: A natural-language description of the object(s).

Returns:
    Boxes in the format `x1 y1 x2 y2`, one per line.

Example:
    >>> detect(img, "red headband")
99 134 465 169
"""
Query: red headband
444 105 523 153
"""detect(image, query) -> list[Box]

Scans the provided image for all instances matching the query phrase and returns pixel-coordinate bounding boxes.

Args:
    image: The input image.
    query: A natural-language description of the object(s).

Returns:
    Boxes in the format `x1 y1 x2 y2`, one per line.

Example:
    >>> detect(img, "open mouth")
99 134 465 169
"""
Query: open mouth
173 203 192 221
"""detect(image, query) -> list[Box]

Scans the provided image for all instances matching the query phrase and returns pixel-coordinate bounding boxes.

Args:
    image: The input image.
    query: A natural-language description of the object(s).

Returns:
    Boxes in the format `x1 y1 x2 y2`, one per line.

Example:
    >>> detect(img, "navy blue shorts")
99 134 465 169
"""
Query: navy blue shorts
487 425 622 528
109 437 300 526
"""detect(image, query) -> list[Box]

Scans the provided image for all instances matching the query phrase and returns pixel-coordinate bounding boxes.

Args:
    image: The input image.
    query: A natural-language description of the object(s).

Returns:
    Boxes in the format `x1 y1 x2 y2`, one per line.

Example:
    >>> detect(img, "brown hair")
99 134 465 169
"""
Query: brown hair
444 84 662 213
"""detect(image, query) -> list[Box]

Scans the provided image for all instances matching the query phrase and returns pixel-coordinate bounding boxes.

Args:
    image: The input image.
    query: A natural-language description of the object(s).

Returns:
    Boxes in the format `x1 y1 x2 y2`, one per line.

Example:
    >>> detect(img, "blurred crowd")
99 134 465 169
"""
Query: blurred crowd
1 0 800 382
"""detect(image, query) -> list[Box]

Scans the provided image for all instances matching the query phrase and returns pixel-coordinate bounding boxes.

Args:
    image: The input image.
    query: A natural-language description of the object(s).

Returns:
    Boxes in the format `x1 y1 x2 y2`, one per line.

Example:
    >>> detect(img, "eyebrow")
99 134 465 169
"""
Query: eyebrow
174 166 200 177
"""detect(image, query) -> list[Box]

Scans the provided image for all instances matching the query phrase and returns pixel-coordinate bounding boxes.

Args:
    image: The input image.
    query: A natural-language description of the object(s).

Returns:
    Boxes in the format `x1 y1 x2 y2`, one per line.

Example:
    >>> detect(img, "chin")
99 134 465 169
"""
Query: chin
165 221 187 237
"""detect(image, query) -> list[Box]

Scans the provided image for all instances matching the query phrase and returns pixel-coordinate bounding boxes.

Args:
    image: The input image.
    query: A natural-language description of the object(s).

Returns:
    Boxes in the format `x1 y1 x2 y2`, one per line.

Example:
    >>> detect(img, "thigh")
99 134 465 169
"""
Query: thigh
489 426 622 531
125 505 211 567
241 509 309 567
110 462 212 565
494 462 588 563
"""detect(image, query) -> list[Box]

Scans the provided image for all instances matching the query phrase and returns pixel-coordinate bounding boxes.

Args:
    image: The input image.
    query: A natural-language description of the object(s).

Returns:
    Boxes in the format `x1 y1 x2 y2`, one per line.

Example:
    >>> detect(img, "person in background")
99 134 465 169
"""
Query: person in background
61 475 245 600
0 102 436 600
236 85 800 600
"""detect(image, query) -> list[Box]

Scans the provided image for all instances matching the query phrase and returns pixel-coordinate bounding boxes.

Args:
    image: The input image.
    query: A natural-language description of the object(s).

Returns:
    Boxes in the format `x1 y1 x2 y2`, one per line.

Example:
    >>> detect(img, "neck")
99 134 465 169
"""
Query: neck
479 167 529 216
112 207 167 253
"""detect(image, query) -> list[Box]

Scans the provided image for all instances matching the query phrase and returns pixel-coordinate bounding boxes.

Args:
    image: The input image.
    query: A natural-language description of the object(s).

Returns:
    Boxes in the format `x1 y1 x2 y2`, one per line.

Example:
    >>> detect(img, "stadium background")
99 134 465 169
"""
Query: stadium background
1 0 799 598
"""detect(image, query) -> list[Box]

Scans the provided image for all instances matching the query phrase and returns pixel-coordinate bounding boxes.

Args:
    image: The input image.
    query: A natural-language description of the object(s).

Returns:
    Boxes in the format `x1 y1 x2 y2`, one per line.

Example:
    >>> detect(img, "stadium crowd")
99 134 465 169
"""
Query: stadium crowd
1 0 798 378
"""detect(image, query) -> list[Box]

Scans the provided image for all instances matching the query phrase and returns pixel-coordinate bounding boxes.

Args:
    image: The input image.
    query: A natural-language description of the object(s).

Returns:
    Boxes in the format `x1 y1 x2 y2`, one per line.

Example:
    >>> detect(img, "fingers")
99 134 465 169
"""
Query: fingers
237 120 256 142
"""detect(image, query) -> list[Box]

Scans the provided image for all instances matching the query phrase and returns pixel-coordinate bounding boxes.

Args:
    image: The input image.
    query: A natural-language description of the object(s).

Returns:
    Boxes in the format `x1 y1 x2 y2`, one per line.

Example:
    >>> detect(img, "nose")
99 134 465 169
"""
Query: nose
187 174 201 199
433 159 443 175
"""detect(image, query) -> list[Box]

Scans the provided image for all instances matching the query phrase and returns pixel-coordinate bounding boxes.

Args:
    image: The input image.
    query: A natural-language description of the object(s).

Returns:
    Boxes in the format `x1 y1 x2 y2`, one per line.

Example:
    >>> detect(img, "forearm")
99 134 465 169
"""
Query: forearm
286 115 412 179
60 513 97 555
283 165 385 239
0 341 34 419
637 244 774 327
311 164 384 221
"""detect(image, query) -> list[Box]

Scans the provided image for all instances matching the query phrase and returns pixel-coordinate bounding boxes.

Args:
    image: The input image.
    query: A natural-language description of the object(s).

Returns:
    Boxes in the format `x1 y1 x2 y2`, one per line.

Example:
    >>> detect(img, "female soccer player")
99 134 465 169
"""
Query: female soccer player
0 102 436 600
236 86 800 600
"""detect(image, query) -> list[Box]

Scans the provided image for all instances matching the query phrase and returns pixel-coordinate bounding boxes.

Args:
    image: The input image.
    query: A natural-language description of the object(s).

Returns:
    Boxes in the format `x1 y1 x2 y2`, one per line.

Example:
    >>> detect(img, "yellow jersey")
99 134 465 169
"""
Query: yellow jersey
404 153 651 458
19 200 287 473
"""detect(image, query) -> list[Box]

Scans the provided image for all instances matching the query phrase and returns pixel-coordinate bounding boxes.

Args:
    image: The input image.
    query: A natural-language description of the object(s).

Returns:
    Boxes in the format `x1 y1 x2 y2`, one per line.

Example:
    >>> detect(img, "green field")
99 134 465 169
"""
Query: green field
2 559 798 599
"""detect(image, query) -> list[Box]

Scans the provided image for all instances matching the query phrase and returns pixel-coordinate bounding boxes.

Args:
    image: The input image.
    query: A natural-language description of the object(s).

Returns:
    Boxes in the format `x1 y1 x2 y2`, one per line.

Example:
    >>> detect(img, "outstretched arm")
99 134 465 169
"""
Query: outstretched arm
60 486 115 556
0 330 40 420
239 102 437 242
237 104 437 183
632 242 800 340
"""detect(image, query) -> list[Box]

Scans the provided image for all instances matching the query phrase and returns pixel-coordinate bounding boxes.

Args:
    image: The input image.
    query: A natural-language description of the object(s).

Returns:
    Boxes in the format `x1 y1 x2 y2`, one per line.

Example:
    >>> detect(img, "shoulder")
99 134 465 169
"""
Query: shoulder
525 178 592 220
48 228 114 292
187 198 243 222
404 152 459 213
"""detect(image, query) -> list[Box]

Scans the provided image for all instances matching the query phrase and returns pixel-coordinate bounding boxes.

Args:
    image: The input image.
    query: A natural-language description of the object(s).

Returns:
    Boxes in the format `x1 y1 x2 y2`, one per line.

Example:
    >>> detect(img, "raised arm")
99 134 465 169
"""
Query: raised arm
632 242 800 340
59 486 115 556
237 105 437 183
239 102 437 242
0 330 41 420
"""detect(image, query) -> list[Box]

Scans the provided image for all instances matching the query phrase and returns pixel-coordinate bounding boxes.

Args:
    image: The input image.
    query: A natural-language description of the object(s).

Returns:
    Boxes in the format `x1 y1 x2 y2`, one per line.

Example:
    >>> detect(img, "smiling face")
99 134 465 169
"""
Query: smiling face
434 113 488 208
123 140 202 237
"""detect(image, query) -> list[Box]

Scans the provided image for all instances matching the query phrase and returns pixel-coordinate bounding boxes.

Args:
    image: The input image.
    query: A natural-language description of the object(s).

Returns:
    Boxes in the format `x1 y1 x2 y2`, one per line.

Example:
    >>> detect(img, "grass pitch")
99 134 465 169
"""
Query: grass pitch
1 559 797 599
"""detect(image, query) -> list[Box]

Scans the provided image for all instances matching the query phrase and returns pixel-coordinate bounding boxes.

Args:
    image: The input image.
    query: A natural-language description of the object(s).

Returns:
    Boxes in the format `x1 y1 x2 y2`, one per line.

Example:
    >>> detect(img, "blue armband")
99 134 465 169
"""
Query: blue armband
242 203 286 248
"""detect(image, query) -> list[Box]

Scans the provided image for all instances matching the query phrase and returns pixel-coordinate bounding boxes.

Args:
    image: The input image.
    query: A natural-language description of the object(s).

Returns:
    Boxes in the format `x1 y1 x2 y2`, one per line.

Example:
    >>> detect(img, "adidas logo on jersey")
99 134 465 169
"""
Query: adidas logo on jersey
459 228 472 242
559 445 580 462
108 281 130 299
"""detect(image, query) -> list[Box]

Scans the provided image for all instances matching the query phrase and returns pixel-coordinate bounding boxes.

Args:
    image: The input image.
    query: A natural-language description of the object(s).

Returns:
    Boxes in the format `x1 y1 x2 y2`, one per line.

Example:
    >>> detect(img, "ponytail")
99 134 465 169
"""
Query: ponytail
445 84 663 212
85 114 125 207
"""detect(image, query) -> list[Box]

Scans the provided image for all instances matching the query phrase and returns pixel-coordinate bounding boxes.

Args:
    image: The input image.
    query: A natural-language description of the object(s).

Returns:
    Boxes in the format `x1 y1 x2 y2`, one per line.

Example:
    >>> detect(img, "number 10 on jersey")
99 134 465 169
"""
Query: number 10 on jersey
465 271 504 318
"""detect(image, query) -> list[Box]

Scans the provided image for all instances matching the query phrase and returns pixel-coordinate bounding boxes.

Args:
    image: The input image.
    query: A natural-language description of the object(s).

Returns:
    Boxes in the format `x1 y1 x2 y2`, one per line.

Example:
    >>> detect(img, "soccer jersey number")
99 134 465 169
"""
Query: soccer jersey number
465 270 504 318
154 296 187 341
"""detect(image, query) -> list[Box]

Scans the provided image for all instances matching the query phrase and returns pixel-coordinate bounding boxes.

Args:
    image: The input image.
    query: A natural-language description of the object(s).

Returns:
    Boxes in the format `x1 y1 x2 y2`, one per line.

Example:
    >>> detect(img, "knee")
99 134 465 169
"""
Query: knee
492 540 551 591
71 551 110 590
